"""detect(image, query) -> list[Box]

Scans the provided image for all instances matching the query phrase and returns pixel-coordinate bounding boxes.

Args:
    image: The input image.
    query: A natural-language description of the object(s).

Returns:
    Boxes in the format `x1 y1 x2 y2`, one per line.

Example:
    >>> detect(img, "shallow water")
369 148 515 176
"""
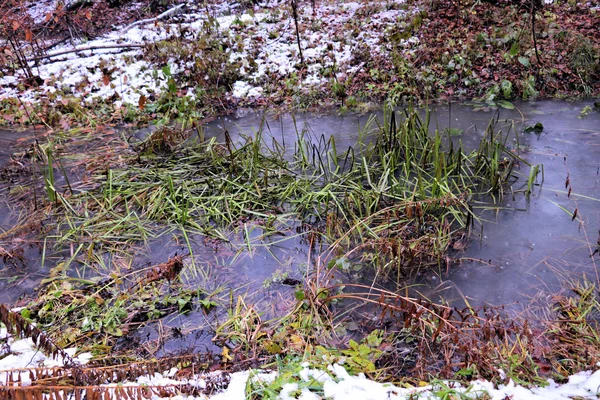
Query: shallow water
0 129 31 231
439 101 600 306
203 100 600 306
0 101 598 354
0 129 48 301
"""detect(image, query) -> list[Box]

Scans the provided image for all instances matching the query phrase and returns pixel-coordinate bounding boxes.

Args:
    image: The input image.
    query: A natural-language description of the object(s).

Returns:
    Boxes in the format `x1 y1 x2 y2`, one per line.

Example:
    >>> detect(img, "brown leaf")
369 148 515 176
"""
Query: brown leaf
138 95 147 111
25 29 33 42
102 75 110 86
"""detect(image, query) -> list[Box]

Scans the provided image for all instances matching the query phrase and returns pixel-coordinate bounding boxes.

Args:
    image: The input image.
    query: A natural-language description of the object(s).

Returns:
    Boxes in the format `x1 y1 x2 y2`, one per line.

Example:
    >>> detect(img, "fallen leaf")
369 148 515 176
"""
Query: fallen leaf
138 95 147 110
221 347 233 362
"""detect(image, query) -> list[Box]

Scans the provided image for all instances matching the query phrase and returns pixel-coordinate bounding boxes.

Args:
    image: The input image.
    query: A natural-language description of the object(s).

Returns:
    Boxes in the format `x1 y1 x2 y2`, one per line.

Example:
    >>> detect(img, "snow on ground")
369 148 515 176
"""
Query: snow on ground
1 326 600 399
0 0 419 108
0 328 92 384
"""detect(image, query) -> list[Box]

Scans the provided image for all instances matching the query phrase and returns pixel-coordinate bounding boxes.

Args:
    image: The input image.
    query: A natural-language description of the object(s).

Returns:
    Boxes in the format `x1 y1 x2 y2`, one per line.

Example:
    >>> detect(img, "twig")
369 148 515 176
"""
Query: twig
26 43 144 63
531 0 542 67
120 3 186 33
290 0 304 64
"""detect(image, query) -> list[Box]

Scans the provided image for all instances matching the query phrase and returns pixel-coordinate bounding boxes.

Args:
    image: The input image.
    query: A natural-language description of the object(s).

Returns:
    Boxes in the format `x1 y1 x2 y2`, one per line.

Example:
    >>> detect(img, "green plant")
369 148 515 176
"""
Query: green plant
246 358 326 399
578 105 592 119
331 79 346 104
339 330 385 373
431 380 485 400
43 141 57 203
569 37 598 84
501 79 513 99
522 75 539 99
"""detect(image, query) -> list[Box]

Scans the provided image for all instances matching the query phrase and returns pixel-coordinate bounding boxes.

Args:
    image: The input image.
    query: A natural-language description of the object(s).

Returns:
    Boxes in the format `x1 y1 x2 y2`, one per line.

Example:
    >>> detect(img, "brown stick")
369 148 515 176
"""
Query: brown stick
531 0 542 67
291 0 304 64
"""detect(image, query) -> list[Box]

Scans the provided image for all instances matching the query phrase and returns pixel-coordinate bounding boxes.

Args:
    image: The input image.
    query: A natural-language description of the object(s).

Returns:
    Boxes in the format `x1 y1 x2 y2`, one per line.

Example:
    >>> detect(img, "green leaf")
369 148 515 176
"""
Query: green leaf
263 340 282 354
524 122 544 134
509 42 519 56
167 78 177 93
497 100 515 109
20 309 31 320
518 57 530 67
109 327 123 337
199 299 217 310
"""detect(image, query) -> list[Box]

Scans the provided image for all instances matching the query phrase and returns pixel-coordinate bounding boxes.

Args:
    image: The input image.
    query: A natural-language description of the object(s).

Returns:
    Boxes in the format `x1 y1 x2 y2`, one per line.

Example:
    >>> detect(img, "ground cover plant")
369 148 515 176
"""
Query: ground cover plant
1 0 598 127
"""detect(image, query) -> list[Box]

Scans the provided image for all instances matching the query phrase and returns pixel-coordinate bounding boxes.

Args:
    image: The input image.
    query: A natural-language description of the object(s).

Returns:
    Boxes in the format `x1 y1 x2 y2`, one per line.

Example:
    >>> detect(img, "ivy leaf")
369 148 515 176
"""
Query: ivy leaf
518 57 530 67
524 122 544 134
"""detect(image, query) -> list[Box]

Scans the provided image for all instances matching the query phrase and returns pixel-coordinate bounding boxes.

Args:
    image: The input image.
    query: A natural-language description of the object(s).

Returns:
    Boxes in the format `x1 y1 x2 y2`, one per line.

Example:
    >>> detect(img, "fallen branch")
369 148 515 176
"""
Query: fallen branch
27 43 145 63
120 3 186 33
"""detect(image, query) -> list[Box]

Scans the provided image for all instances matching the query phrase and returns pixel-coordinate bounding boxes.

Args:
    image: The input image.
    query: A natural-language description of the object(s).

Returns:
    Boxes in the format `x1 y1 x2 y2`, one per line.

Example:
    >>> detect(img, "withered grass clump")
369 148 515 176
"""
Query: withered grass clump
217 278 600 386
138 125 188 154
0 304 227 399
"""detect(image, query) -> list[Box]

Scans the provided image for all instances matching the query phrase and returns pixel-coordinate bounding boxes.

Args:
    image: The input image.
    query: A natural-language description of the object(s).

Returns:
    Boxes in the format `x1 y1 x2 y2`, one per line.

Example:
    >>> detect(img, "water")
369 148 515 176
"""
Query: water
0 101 598 354
202 100 600 306
0 129 50 301
440 101 600 306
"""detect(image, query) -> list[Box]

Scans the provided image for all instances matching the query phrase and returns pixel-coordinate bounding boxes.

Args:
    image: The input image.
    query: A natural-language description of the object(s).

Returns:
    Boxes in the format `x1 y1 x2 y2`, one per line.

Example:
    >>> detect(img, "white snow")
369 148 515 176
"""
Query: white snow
26 0 58 24
2 326 600 399
1 0 419 109
0 327 92 385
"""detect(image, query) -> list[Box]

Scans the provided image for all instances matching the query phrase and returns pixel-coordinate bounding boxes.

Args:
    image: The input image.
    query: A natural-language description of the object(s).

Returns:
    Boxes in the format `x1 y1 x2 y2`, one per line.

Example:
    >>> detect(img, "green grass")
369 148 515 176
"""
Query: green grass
9 105 539 360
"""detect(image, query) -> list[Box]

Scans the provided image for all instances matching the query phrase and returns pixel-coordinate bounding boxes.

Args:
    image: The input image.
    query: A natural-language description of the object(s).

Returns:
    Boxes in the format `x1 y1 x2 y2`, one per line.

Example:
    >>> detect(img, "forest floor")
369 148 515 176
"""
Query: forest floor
0 0 599 126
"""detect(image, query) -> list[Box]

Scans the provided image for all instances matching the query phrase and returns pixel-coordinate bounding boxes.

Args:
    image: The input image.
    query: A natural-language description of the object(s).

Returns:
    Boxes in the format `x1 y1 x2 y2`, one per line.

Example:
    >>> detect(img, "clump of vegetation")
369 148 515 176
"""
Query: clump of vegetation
20 253 217 353
5 107 533 360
